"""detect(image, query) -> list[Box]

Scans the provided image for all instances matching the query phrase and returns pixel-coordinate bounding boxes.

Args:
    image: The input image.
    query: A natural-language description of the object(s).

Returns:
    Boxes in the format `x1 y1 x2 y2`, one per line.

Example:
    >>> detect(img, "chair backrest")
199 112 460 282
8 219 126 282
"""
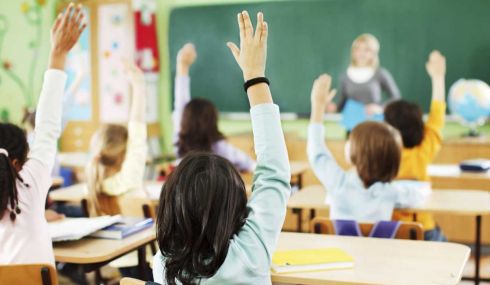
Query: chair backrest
120 278 162 285
0 264 57 285
310 217 424 240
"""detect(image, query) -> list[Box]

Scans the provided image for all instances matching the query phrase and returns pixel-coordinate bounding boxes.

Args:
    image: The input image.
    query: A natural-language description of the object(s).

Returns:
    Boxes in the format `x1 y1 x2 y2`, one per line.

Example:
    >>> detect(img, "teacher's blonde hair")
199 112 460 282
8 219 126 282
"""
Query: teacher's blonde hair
351 33 380 68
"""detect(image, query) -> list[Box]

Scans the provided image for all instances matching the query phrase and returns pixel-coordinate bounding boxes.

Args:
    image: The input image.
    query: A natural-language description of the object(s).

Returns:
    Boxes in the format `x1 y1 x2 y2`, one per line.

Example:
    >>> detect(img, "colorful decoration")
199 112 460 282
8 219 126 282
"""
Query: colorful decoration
0 0 46 107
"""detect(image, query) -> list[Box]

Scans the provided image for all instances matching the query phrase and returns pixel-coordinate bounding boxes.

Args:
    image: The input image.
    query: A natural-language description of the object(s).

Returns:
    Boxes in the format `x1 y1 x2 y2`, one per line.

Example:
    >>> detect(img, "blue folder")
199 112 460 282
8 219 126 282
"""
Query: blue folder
341 99 384 131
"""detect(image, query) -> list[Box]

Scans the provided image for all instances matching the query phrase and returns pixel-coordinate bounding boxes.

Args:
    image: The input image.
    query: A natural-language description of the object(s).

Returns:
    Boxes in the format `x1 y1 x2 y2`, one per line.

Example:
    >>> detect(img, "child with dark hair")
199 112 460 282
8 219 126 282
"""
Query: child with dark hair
308 74 430 222
0 3 85 264
384 51 447 241
153 11 291 284
173 43 256 173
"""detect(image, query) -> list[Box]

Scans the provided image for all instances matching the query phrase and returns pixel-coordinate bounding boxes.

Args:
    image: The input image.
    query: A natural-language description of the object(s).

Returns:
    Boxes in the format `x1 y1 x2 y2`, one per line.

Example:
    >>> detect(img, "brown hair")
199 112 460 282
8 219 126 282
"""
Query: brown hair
177 98 225 157
384 100 424 148
349 121 402 188
86 124 128 215
350 33 380 68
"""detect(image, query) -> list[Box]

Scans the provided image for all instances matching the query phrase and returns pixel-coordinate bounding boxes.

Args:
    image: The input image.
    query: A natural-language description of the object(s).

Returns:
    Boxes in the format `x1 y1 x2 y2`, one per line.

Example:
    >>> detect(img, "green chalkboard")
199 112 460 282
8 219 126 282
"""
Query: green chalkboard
169 0 490 114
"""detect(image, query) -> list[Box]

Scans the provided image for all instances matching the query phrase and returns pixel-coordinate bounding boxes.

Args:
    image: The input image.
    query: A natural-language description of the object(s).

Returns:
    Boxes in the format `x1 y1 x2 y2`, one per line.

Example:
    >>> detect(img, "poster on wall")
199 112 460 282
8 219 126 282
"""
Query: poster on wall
98 3 134 123
64 7 91 122
133 0 159 123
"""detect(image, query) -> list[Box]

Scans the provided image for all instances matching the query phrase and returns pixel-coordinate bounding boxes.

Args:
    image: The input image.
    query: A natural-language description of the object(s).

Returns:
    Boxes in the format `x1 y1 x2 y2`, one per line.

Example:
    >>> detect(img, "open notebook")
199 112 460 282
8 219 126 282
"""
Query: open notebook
48 215 122 242
272 248 354 274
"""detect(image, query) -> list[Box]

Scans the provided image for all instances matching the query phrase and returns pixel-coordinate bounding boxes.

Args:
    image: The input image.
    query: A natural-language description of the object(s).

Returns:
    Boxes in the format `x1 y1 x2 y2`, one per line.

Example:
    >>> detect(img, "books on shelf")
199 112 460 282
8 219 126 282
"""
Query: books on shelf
271 248 354 274
49 215 122 242
89 217 154 240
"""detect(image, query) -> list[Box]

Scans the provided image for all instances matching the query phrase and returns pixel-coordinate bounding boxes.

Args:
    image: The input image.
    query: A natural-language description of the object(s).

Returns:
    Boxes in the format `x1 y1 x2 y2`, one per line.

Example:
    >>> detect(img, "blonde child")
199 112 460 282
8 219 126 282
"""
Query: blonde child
0 3 85 264
86 61 147 216
308 74 430 222
173 43 256 172
153 11 291 284
329 34 401 116
384 51 447 241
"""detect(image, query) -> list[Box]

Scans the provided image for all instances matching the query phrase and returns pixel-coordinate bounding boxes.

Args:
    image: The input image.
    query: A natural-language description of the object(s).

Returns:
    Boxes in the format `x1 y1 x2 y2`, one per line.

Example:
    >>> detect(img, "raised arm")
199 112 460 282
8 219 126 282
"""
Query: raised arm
393 181 431 209
102 62 148 196
172 43 196 143
307 74 346 192
227 11 291 274
29 3 85 171
421 50 446 159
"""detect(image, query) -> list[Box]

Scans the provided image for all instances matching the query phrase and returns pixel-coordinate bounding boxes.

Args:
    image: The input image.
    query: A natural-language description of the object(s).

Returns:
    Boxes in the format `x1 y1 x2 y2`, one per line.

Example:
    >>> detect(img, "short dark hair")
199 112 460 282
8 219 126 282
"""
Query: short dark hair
0 123 29 221
384 100 424 148
177 98 225 157
156 152 248 285
350 121 402 188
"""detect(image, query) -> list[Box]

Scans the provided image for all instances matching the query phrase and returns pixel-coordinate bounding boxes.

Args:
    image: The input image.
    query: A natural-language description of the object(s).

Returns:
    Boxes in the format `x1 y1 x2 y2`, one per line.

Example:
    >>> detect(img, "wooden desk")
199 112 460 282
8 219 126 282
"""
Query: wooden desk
273 232 469 285
50 183 88 203
53 228 156 281
289 186 490 284
429 164 490 191
290 161 310 189
51 176 64 189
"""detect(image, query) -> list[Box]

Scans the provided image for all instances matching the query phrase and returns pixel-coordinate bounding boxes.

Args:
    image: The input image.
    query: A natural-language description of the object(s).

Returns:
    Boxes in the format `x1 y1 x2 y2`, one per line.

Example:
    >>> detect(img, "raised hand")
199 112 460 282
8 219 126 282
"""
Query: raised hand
310 74 337 123
49 3 86 70
227 11 268 81
426 50 446 79
123 59 147 123
177 43 197 76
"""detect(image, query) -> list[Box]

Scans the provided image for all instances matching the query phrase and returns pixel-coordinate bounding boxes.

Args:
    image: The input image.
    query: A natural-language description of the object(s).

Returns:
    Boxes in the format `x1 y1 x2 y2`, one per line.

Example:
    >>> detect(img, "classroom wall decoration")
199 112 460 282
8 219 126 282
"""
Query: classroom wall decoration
64 7 92 122
0 0 48 108
98 3 134 123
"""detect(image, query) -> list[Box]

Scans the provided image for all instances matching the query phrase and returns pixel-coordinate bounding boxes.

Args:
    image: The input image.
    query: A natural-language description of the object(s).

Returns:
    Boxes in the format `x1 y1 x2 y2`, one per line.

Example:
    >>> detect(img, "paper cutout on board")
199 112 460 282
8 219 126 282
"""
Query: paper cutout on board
98 3 134 123
64 7 91 121
341 99 384 131
133 0 160 72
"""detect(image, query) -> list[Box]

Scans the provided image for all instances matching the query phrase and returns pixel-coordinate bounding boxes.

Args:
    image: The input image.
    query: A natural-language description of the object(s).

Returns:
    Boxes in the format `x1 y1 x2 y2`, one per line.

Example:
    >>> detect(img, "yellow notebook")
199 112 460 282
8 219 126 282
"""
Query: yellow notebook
271 248 354 274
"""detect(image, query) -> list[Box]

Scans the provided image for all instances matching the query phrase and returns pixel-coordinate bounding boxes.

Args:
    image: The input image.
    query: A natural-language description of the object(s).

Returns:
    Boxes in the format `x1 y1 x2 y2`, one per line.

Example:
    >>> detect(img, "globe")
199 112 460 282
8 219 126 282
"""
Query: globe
448 79 490 136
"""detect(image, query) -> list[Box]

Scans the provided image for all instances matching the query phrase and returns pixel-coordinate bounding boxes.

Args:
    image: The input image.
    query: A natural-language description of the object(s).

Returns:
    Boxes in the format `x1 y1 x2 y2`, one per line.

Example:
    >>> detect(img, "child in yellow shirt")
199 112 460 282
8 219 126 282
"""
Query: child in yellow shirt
384 50 447 241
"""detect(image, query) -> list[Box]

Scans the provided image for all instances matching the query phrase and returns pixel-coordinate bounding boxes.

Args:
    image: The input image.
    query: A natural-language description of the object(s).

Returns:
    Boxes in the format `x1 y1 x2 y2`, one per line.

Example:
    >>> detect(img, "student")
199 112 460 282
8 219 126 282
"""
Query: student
0 3 85 265
153 11 291 284
384 51 447 241
329 34 401 116
173 43 256 172
308 74 430 222
86 61 147 216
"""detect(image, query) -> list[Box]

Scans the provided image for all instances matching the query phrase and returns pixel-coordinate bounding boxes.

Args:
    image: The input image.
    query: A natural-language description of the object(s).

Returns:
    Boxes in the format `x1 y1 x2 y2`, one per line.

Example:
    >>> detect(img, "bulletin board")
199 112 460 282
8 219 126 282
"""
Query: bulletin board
58 0 161 153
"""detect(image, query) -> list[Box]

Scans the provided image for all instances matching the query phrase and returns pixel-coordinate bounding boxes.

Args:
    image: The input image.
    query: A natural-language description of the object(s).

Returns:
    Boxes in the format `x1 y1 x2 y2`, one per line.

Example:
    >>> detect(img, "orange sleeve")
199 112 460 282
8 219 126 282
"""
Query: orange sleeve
420 101 446 160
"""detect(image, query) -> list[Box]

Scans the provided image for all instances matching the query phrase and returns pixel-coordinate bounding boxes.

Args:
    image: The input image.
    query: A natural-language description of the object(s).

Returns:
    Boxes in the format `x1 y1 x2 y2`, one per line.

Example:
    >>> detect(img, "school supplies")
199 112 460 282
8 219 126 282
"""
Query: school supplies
459 159 490 172
271 248 354 273
341 99 383 131
49 215 122 242
90 217 154 239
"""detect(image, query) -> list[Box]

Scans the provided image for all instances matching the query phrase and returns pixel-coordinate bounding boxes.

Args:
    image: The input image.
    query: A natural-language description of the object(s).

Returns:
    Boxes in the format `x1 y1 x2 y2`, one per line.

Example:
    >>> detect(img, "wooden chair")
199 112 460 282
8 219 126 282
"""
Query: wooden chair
310 217 424 240
0 264 57 285
120 277 161 285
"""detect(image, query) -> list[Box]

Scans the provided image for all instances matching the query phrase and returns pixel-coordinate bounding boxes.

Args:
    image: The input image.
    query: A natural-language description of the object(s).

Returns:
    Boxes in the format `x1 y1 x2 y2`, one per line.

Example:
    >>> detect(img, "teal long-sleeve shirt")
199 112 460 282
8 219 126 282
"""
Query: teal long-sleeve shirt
153 103 291 284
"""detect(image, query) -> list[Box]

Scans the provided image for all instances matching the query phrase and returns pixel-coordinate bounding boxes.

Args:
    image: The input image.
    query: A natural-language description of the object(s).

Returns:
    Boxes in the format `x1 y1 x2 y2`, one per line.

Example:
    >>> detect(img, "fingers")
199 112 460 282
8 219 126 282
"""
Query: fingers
254 12 263 42
261 21 268 43
60 3 74 28
52 13 63 33
241 11 253 39
237 13 245 41
327 89 337 101
227 42 240 62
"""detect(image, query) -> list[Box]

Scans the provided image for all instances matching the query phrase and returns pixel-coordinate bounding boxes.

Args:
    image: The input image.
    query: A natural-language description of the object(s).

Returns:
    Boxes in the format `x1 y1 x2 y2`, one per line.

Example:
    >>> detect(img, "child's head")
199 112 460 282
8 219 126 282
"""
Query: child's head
156 152 248 285
86 124 128 215
347 121 402 187
384 100 424 148
177 98 225 157
350 33 380 68
0 123 30 221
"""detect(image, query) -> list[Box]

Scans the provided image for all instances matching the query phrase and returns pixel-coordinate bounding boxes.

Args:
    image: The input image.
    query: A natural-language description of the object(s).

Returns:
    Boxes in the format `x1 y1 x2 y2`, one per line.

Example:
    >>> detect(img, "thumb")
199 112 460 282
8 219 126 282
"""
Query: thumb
227 42 240 63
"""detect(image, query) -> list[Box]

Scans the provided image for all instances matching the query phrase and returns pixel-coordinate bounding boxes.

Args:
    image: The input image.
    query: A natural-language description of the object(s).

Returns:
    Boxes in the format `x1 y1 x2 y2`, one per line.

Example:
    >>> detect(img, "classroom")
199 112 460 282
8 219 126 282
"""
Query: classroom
1 0 490 284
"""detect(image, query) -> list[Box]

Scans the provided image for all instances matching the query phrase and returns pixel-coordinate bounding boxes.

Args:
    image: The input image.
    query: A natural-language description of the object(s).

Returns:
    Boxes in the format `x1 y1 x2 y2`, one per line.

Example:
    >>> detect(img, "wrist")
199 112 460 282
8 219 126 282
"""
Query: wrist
243 71 265 81
48 50 67 70
177 63 190 76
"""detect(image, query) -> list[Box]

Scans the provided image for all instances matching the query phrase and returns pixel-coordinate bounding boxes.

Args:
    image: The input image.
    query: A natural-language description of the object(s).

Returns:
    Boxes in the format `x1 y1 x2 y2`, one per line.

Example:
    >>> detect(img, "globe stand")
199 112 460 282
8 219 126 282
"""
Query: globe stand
461 121 485 138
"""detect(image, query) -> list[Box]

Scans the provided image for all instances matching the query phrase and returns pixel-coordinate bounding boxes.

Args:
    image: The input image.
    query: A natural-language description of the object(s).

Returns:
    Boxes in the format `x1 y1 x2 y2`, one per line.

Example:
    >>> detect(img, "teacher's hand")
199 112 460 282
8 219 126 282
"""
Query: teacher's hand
326 102 338 113
365 103 382 116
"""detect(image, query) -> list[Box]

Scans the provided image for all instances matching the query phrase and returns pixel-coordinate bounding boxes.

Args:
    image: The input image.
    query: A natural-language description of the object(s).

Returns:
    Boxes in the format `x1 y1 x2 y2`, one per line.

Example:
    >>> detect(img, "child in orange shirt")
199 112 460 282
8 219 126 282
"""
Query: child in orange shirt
384 50 447 241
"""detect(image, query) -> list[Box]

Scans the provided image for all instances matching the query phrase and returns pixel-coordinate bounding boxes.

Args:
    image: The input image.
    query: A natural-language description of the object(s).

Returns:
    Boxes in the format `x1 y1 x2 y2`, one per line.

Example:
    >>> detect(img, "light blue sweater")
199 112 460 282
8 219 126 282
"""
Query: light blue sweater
153 103 291 284
307 123 430 222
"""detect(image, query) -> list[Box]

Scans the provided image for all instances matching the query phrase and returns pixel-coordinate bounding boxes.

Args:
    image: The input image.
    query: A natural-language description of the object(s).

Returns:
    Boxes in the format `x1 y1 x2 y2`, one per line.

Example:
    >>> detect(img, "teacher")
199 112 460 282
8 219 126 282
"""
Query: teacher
329 34 401 116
